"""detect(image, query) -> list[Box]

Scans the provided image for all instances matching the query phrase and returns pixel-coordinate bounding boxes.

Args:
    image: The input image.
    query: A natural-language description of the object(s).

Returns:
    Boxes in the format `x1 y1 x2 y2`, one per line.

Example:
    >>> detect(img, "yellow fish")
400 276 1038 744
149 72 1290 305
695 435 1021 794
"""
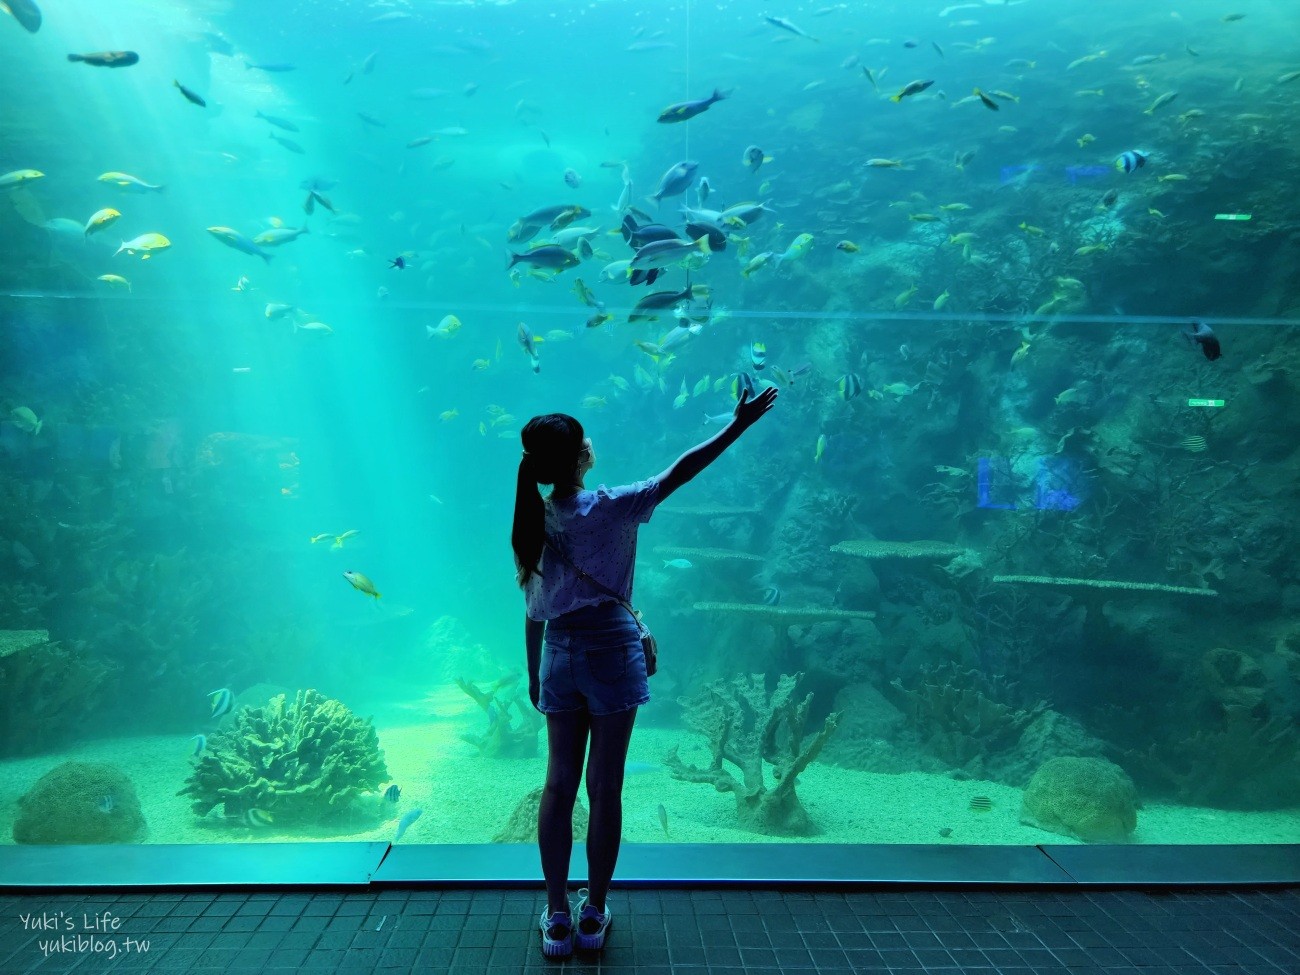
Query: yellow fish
1018 222 1044 237
814 434 826 463
96 274 131 292
333 529 361 548
427 314 461 338
939 203 971 211
309 533 332 544
933 290 951 311
343 570 381 599
114 232 171 259
894 284 917 309
471 358 490 370
1075 243 1109 256
0 169 43 188
84 208 122 237
1011 341 1031 365
1076 133 1096 148
440 409 459 421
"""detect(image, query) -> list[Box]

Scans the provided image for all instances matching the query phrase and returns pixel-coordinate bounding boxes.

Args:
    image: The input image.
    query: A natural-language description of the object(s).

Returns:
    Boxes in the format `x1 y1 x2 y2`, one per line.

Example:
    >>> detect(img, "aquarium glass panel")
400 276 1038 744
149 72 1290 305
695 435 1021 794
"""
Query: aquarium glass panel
2 0 1298 862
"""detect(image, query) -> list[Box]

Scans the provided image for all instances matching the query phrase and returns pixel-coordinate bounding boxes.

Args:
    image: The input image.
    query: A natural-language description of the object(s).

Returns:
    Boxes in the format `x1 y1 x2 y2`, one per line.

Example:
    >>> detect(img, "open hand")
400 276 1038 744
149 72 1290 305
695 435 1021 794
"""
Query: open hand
733 386 779 430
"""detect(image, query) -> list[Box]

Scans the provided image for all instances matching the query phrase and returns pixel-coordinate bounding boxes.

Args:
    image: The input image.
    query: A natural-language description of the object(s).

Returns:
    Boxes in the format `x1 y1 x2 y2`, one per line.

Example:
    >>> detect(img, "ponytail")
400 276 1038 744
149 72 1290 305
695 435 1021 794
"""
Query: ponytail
512 414 584 587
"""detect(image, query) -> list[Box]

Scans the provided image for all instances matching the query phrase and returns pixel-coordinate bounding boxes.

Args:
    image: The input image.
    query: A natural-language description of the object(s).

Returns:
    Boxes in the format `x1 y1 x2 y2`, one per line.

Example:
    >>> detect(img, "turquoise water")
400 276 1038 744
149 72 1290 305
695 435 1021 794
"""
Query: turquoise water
1 0 1298 849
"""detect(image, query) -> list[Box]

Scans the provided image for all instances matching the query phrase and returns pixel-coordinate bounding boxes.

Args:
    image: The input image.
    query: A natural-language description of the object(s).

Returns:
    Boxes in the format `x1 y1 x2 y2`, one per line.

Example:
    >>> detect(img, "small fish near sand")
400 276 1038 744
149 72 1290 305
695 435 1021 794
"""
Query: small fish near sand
68 51 138 67
393 808 423 842
208 687 233 719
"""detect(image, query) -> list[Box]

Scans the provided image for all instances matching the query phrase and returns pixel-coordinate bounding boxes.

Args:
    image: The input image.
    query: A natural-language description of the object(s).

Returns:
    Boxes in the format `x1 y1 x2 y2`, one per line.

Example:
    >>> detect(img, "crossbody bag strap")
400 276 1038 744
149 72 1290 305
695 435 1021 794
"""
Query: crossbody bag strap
544 537 640 620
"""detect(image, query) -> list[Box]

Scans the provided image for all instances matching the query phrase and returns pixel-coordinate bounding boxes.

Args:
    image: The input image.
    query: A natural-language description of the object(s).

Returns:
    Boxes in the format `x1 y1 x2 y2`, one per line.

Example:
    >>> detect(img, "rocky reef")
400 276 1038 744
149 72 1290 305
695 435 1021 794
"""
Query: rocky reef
0 629 112 758
665 671 839 836
177 688 389 828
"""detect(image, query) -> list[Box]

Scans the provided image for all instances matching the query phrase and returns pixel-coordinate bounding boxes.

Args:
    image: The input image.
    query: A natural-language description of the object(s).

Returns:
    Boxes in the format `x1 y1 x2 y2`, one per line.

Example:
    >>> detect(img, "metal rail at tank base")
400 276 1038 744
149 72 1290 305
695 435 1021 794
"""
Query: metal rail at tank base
2 843 1297 891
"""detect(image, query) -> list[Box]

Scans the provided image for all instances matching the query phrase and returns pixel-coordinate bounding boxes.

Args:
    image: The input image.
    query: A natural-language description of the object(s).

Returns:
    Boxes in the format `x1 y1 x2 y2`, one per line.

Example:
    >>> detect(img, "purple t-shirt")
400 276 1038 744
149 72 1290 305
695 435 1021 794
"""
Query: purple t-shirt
525 477 662 621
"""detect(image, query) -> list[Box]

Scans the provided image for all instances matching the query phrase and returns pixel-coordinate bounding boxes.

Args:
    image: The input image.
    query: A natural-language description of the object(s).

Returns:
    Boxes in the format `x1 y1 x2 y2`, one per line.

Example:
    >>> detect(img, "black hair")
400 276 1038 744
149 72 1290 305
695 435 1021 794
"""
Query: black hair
512 413 584 587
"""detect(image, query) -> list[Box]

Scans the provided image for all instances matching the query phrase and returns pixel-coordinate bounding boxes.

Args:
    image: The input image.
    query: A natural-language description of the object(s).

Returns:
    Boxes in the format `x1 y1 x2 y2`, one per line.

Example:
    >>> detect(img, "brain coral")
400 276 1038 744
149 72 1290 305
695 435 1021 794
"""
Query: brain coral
1020 756 1140 842
13 761 147 844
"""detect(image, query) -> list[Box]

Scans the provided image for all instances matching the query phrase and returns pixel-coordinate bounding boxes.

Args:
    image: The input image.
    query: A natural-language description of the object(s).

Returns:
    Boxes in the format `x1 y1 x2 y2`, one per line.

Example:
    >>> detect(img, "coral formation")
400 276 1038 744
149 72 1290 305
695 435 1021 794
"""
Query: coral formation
177 688 389 827
992 574 1217 596
1019 756 1139 842
493 786 589 844
13 761 147 844
654 545 765 562
664 672 839 836
692 602 875 620
890 663 1048 775
831 539 969 560
455 675 543 758
0 629 113 758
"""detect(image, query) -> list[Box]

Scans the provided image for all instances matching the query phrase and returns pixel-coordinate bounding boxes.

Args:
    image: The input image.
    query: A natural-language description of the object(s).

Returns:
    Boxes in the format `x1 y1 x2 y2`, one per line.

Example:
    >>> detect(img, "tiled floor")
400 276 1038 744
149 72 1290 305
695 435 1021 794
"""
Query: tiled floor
0 886 1296 974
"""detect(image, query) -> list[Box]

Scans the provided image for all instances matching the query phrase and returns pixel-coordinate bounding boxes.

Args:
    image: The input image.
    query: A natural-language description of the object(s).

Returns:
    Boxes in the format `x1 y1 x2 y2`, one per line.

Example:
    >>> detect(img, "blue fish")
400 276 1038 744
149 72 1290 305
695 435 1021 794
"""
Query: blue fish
96 795 115 814
1115 150 1148 174
190 734 207 757
383 784 401 803
658 88 729 124
208 688 233 719
761 586 782 605
243 808 273 827
394 808 423 843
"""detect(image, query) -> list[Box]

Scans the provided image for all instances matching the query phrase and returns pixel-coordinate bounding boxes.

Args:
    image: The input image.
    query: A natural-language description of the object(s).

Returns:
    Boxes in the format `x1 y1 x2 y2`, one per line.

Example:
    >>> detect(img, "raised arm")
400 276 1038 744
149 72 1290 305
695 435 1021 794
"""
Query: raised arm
656 386 778 502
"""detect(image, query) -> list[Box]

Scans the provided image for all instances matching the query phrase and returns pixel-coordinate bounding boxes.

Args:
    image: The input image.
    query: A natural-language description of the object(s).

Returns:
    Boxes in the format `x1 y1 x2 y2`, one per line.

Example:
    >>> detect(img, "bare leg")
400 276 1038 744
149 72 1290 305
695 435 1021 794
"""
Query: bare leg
584 706 638 912
539 710 590 915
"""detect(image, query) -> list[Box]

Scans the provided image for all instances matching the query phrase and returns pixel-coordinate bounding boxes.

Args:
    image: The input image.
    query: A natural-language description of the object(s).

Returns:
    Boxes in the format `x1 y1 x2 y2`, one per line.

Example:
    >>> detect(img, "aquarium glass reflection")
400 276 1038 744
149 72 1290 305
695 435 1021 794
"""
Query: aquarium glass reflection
1 0 1298 854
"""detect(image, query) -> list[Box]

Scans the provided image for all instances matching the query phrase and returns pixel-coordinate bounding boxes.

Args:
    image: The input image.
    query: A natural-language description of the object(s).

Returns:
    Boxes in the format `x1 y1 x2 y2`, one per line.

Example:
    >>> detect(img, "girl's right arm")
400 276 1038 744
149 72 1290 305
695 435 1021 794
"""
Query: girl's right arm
655 387 778 502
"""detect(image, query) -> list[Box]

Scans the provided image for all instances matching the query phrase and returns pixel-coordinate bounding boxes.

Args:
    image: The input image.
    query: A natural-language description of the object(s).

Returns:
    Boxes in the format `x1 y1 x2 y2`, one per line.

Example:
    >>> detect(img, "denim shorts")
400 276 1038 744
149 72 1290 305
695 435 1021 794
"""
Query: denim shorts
539 602 651 716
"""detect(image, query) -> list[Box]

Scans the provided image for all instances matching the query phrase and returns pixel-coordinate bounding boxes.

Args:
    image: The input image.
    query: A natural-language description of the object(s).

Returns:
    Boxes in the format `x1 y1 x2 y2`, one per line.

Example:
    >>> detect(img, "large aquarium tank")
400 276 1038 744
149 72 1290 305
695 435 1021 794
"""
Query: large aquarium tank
1 0 1298 865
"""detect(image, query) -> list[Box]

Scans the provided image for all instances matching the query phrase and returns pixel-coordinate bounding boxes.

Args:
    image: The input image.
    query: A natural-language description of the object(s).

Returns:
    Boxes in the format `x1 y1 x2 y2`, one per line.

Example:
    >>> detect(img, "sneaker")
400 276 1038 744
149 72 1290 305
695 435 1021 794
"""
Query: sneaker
574 888 612 950
538 907 573 959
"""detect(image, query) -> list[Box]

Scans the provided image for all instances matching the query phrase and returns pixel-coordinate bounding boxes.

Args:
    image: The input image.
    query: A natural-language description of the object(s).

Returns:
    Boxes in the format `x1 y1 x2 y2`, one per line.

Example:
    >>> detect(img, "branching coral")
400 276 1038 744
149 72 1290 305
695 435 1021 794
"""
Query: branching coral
177 688 389 827
664 672 839 836
456 675 543 758
890 662 1048 773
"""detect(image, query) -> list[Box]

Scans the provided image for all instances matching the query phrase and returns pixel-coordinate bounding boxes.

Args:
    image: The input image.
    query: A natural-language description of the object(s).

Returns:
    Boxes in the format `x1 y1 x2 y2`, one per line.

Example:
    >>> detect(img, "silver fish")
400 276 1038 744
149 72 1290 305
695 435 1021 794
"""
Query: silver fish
652 160 698 203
